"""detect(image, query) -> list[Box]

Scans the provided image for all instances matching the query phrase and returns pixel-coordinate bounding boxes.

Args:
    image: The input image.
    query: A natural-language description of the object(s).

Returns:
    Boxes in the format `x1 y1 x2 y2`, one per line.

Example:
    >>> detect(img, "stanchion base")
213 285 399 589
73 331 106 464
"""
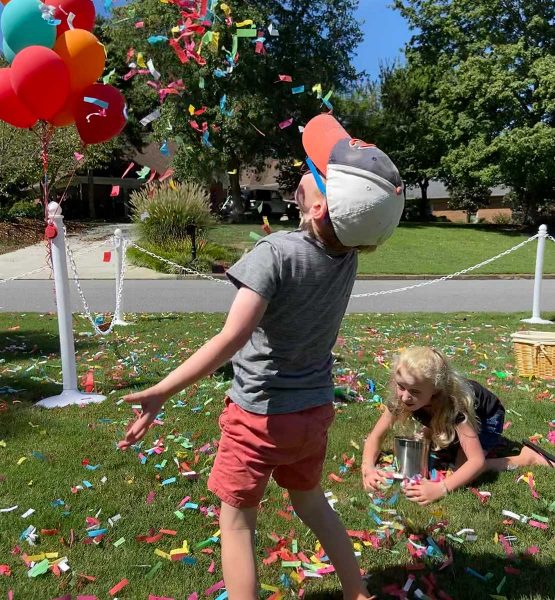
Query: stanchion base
112 319 131 326
521 317 554 325
36 390 106 408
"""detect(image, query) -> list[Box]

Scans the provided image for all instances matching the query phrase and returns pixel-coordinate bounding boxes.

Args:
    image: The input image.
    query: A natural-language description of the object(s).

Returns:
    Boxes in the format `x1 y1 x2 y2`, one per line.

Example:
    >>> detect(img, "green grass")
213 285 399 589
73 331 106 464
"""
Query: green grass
207 223 555 276
1 313 555 599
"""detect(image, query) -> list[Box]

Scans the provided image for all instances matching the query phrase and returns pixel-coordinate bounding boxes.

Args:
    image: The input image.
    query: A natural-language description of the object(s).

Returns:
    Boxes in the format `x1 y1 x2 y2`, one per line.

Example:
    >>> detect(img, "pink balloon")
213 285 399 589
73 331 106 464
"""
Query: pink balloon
44 0 95 36
74 84 127 145
10 46 70 120
0 67 37 128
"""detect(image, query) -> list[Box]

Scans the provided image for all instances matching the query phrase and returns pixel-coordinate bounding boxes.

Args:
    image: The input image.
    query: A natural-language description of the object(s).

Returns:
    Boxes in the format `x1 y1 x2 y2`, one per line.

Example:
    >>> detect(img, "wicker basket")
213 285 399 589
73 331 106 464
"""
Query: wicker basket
511 330 555 379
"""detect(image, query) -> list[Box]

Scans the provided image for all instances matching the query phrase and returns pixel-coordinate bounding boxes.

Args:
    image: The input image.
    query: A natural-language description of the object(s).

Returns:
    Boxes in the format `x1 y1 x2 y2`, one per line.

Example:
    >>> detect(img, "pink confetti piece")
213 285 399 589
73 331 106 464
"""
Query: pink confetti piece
527 546 540 555
108 578 129 596
277 74 292 82
121 162 135 178
528 519 548 529
187 594 199 600
135 21 144 28
110 185 120 197
278 118 293 129
204 580 225 595
207 560 215 573
74 152 84 161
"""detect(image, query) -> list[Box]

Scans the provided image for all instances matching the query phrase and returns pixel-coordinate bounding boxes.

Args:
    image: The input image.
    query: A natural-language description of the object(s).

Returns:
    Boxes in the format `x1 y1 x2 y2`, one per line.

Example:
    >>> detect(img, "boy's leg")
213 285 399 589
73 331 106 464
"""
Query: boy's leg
288 485 371 600
219 502 258 600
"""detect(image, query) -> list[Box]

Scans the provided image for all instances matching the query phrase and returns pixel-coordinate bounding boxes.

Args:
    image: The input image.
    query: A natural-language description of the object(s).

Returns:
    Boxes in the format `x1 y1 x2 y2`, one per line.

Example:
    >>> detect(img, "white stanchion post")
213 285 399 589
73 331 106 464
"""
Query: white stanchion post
112 228 129 326
521 224 553 325
37 202 106 408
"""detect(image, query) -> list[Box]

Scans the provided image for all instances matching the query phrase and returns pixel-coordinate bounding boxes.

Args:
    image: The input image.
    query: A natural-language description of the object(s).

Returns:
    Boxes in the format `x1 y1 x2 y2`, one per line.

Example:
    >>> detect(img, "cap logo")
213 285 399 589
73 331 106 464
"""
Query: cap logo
349 139 376 150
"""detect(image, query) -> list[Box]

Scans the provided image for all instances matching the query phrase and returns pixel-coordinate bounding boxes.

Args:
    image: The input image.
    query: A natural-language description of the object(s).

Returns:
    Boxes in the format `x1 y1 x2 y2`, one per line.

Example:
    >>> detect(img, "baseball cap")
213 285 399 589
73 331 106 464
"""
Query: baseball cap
301 114 404 247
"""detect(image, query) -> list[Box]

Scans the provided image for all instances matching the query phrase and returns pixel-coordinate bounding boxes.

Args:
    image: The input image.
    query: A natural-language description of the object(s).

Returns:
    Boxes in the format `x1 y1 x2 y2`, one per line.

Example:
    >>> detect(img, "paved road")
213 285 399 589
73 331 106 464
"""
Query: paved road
1 278 554 315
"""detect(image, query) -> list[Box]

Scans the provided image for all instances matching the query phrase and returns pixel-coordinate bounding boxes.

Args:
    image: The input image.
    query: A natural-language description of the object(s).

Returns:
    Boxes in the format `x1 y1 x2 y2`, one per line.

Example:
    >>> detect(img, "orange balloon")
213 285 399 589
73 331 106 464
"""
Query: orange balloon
48 91 80 127
53 29 105 92
1 0 11 5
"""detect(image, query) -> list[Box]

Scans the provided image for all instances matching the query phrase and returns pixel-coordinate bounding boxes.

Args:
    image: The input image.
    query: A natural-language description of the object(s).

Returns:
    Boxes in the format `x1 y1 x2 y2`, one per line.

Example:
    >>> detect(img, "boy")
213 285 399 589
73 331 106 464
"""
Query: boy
119 114 404 600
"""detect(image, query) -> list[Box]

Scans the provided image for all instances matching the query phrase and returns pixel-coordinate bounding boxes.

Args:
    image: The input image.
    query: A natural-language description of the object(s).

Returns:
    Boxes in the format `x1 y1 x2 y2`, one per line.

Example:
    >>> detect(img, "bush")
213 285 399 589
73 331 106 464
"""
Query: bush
130 182 217 250
491 212 512 225
8 200 43 219
127 239 240 274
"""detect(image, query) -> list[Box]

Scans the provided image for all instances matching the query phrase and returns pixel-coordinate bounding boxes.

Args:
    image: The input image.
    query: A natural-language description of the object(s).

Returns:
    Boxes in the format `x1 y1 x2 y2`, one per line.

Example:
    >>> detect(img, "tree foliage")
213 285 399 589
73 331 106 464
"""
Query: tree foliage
103 0 363 212
394 0 555 224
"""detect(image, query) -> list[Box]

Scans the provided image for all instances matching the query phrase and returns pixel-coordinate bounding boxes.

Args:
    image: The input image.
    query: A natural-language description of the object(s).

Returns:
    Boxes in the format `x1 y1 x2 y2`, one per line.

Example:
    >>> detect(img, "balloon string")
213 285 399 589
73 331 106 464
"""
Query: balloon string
57 143 86 209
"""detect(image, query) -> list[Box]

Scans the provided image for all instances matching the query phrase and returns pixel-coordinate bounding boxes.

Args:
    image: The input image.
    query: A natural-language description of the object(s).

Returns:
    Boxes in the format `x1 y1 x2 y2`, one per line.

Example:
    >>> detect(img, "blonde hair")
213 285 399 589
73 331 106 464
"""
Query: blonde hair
388 346 478 450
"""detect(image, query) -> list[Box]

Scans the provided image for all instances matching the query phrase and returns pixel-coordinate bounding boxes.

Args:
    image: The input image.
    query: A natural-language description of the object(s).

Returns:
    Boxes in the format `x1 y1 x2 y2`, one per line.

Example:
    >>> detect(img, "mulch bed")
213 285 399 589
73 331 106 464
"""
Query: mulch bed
0 219 86 255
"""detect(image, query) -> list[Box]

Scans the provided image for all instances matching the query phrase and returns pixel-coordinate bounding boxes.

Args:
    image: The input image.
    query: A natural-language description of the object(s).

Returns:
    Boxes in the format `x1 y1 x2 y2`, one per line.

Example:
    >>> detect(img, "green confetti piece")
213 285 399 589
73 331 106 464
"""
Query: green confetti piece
28 558 49 578
113 537 126 547
145 561 163 580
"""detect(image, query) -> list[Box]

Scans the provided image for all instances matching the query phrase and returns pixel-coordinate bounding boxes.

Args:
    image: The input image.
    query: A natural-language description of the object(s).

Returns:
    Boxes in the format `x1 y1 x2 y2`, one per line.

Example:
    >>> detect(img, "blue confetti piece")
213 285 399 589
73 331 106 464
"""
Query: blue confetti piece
369 511 383 525
51 499 65 507
148 35 168 44
387 493 399 505
213 68 228 78
85 464 100 471
322 98 333 110
82 480 93 488
162 477 176 486
215 592 228 600
160 140 170 156
291 85 305 94
32 451 47 461
367 379 376 394
184 502 198 509
84 97 109 110
201 130 213 148
87 528 108 537
182 556 197 565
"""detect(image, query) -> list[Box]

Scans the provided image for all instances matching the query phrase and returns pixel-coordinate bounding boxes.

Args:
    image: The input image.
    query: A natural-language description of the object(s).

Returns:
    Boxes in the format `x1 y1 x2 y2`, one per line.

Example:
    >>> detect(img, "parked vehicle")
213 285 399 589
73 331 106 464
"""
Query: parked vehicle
220 186 299 220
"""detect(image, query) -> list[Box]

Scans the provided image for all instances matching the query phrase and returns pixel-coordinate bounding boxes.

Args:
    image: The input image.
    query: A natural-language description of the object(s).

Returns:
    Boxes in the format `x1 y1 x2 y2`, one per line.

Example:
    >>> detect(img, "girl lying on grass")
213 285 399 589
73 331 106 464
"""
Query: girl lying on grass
362 346 554 505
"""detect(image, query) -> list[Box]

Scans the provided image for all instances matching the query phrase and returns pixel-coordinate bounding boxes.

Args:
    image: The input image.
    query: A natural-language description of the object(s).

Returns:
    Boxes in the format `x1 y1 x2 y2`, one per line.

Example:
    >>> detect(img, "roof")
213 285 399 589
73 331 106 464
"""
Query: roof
405 180 511 200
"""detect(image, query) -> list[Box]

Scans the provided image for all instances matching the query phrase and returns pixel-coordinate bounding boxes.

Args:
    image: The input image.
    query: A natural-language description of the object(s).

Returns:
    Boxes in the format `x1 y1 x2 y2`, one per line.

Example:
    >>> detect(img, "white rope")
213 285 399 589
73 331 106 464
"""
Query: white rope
65 228 127 336
351 234 538 298
129 241 233 286
0 236 112 284
130 234 539 299
548 234 555 244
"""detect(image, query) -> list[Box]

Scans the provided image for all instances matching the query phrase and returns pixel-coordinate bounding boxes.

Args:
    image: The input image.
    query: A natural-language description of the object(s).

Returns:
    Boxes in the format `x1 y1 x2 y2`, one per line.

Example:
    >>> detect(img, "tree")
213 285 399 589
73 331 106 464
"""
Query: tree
103 0 363 216
394 0 555 225
447 181 491 222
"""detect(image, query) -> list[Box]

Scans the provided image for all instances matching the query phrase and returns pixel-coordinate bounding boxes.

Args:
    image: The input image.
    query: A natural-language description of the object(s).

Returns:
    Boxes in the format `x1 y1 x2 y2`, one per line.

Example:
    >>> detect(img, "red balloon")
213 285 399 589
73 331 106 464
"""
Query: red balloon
44 0 95 36
74 83 127 145
0 68 37 128
10 46 70 120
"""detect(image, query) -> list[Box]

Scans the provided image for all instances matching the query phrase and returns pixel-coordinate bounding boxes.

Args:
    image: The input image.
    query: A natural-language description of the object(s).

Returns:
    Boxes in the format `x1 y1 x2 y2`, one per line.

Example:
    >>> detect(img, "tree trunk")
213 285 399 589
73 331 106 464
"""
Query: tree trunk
87 169 96 220
418 177 430 221
228 158 245 221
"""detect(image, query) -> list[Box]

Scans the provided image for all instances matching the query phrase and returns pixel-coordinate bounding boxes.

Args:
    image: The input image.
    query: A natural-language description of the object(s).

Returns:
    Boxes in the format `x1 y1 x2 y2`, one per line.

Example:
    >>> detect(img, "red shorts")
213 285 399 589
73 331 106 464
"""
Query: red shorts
207 398 335 508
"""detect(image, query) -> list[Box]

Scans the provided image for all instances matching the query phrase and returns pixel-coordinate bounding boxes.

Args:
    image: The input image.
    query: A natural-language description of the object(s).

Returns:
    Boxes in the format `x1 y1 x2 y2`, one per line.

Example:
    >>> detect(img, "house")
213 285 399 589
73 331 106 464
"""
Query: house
405 181 512 223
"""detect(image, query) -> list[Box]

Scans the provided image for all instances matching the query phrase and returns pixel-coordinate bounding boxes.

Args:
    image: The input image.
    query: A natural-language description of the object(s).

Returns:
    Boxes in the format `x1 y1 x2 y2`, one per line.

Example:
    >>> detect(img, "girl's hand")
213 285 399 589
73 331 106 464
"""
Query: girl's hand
403 479 447 505
118 388 167 450
362 465 389 492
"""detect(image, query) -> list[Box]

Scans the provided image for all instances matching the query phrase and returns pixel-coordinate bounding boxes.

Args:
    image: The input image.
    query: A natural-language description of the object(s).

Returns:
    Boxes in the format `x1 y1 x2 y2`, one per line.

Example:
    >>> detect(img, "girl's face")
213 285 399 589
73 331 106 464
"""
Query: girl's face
394 365 436 412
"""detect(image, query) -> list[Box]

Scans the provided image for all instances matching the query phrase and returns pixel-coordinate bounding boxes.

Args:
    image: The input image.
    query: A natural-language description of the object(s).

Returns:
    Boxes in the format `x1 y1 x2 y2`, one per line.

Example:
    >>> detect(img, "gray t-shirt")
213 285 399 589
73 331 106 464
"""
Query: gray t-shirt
225 229 357 415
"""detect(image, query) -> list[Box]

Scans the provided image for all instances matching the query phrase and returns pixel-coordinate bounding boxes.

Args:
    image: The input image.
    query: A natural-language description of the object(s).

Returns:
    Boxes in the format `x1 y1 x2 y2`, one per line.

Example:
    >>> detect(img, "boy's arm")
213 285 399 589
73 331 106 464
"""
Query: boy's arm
118 287 268 448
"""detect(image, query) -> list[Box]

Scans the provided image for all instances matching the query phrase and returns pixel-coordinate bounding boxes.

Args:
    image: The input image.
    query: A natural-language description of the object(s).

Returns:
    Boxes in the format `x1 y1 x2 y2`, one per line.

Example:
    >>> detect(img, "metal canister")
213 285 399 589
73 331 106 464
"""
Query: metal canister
394 437 430 478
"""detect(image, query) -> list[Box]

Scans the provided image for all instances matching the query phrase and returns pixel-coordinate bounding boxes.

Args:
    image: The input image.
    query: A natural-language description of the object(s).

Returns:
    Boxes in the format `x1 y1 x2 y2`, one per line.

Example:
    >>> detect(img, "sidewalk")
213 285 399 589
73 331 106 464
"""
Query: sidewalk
0 223 175 281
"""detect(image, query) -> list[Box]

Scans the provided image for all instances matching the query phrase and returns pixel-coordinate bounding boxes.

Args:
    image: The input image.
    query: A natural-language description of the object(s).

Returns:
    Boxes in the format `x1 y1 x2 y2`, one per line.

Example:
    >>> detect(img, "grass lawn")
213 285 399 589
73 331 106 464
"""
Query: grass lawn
1 312 555 599
206 223 555 276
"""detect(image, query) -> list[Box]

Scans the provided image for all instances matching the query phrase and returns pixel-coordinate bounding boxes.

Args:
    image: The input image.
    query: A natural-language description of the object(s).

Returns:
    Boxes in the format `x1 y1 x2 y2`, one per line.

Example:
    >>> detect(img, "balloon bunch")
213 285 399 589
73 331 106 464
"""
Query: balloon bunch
0 0 126 145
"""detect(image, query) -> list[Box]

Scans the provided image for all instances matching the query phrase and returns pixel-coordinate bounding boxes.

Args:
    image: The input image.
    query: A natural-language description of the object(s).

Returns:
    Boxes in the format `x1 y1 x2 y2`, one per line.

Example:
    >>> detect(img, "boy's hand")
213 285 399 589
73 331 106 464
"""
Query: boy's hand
362 465 389 492
403 479 446 505
118 388 167 450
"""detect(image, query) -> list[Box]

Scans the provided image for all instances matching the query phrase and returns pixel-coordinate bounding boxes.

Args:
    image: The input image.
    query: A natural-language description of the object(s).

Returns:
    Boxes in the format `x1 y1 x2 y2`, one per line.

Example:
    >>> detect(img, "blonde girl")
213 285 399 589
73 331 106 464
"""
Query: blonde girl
362 347 553 505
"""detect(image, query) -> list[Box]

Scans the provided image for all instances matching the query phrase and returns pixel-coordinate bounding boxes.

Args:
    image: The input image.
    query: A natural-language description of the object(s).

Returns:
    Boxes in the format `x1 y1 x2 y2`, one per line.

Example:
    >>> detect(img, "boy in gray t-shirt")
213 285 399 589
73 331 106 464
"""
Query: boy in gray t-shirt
119 114 403 600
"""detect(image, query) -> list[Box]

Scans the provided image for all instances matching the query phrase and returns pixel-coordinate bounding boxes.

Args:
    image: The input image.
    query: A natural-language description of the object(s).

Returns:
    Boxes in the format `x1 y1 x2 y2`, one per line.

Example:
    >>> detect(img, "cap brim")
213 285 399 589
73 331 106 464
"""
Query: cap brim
302 114 350 176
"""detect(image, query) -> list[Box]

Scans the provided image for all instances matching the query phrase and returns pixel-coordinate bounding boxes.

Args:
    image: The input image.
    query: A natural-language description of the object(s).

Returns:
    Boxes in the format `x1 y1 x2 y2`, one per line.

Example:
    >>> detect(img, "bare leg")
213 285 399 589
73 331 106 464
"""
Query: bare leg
486 445 555 471
289 485 371 600
219 502 258 600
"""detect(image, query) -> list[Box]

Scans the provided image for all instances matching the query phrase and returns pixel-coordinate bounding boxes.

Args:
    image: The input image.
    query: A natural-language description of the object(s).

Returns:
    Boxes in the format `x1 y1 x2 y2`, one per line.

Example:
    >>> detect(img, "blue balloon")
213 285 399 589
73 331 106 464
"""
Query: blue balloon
1 0 56 55
2 39 16 63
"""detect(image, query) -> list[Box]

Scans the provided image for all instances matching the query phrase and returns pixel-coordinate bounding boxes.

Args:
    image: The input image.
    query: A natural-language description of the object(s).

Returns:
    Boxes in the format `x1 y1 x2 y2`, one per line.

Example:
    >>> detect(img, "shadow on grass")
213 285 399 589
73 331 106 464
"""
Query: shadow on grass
0 329 96 361
302 549 555 599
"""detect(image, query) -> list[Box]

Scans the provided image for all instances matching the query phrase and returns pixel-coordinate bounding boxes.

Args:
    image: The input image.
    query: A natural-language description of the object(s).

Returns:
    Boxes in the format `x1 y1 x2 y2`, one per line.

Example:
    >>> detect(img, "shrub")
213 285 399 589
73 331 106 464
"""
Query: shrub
130 182 217 250
8 200 43 219
491 212 512 225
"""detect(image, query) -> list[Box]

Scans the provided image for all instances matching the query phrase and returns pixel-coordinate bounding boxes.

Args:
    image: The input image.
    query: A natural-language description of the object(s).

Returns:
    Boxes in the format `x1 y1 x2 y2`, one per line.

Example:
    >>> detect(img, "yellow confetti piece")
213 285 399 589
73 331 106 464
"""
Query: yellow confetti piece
220 3 231 16
28 481 33 486
289 571 301 584
137 52 146 68
182 540 189 553
236 19 253 27
17 457 27 465
261 583 279 592
312 83 322 97
263 216 270 228
0 440 6 448
211 32 220 48
188 104 195 115
171 25 181 33
227 169 237 175
154 549 171 560
494 532 499 544
169 179 177 190
293 159 303 167
26 554 46 562
353 542 362 551
350 440 360 451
